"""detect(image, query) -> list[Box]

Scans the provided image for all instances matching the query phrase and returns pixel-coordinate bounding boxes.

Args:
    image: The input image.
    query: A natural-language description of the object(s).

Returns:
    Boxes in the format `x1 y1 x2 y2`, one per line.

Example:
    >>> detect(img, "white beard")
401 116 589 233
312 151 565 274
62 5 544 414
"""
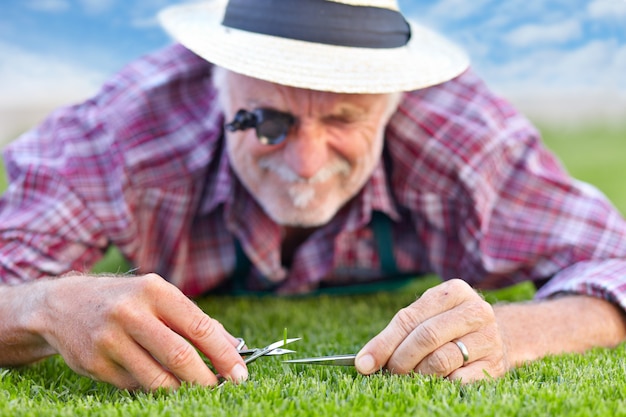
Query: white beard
257 155 351 210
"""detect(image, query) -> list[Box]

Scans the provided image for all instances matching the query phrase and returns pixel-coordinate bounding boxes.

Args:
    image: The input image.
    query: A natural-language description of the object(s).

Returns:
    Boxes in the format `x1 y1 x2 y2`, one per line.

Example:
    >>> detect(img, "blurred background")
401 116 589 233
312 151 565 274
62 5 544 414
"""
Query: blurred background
1 0 625 142
1 1 625 196
0 0 624 271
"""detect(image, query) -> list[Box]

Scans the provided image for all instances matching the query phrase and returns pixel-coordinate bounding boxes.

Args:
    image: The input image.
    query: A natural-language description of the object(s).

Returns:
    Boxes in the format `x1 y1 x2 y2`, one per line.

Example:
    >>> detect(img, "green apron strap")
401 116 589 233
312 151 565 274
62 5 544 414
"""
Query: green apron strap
225 212 418 297
231 240 251 293
370 211 399 276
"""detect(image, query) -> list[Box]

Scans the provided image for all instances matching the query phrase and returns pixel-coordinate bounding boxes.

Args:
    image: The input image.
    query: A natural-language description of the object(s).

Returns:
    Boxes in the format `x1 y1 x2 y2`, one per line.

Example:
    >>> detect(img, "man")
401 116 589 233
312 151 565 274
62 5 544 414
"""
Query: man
1 0 625 391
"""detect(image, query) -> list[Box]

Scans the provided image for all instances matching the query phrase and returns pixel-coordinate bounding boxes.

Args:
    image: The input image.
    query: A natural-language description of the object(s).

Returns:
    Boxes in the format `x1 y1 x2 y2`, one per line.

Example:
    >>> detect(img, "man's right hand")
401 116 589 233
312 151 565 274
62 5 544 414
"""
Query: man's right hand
0 273 247 391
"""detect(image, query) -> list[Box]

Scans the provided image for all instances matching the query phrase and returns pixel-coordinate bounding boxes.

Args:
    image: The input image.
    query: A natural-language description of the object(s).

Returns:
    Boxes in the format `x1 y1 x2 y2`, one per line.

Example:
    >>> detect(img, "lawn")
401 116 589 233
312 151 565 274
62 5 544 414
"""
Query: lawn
1 123 626 416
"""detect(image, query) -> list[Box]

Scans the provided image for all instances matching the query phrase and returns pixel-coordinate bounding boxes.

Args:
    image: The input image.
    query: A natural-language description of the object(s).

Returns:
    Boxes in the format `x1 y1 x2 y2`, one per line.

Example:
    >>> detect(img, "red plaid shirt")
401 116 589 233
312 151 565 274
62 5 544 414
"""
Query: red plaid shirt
2 44 626 307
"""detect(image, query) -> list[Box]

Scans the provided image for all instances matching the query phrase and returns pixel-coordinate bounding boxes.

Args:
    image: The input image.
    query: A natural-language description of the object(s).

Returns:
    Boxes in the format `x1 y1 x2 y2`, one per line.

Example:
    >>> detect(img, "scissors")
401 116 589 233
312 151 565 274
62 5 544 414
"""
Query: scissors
283 354 357 366
215 337 301 387
236 337 301 364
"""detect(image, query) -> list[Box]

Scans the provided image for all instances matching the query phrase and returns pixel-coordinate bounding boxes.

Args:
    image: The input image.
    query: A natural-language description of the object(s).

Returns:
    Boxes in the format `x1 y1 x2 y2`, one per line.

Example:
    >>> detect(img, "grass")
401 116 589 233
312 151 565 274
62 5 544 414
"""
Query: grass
1 123 626 416
538 123 626 214
2 283 625 416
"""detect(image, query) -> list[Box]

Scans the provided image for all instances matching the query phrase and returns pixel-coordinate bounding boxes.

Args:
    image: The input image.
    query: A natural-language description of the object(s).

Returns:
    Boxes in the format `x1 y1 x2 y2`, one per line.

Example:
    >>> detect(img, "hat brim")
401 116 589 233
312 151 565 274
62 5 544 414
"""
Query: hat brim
158 0 469 94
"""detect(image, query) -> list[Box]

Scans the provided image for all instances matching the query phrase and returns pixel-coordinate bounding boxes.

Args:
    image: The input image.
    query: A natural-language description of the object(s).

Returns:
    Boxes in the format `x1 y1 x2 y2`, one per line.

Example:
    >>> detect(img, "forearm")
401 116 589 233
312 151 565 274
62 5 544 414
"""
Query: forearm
0 280 57 365
494 295 626 367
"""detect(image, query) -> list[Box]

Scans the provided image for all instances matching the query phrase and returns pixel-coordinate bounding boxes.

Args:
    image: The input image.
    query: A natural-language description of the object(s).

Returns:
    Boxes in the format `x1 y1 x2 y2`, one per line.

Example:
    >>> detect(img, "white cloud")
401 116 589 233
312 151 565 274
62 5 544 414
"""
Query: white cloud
504 19 582 47
549 40 623 87
483 39 625 93
0 41 106 107
129 0 205 29
480 39 626 124
125 0 211 32
77 0 116 15
0 41 109 142
130 16 160 29
587 0 626 19
25 0 70 13
513 1 581 21
413 0 494 22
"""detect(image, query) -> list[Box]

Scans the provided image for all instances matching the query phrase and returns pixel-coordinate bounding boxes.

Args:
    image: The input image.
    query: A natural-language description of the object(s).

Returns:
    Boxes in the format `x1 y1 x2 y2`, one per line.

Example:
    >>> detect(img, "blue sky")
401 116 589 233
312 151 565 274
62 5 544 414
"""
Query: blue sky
1 0 625 114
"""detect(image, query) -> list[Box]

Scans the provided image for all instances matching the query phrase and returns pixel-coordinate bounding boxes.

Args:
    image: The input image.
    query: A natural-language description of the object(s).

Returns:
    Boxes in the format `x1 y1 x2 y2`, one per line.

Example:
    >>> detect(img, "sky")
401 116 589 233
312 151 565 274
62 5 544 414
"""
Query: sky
1 0 625 130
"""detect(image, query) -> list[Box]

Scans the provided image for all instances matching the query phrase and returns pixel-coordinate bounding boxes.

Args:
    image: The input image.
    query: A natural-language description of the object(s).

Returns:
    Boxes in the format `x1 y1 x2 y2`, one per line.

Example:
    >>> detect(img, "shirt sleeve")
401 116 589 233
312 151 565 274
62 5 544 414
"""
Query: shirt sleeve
0 44 222 286
0 100 118 283
535 259 626 309
481 135 626 311
388 70 626 312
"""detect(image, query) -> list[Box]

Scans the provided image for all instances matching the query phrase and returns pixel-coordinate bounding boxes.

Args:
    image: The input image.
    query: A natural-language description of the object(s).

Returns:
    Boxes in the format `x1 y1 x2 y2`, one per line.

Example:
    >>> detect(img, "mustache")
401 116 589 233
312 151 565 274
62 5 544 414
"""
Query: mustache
257 155 351 183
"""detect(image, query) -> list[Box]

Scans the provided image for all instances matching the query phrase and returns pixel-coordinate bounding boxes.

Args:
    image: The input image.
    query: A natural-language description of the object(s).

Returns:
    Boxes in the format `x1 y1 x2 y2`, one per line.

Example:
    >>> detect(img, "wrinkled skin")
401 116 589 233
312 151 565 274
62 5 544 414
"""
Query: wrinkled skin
355 279 626 383
355 279 508 381
1 273 247 391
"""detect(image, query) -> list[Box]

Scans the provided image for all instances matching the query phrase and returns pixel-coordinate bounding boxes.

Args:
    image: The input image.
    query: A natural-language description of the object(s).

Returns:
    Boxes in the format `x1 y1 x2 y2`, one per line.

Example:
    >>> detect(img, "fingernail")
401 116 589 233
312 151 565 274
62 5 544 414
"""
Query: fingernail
356 354 376 374
229 364 248 383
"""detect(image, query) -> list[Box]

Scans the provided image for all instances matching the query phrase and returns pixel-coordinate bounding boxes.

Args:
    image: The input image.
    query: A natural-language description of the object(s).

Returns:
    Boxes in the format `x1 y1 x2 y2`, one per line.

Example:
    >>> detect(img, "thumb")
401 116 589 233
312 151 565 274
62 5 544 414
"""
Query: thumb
355 338 387 375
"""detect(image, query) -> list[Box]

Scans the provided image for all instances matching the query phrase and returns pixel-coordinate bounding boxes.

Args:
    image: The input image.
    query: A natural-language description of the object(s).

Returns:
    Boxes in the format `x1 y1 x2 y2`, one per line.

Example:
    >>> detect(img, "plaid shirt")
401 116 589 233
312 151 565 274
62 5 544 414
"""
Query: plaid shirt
2 44 626 307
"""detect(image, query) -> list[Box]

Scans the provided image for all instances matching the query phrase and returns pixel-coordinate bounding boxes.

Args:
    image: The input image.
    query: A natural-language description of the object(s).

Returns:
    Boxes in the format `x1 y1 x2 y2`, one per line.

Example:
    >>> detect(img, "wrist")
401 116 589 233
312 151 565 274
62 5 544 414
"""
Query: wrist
494 295 626 366
3 279 58 362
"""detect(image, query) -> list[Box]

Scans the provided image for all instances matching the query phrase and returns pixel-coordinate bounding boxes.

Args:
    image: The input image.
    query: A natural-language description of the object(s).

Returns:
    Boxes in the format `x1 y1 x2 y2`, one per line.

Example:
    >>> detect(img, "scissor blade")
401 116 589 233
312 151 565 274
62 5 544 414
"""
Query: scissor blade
283 354 357 366
238 348 296 356
244 338 302 364
265 337 302 352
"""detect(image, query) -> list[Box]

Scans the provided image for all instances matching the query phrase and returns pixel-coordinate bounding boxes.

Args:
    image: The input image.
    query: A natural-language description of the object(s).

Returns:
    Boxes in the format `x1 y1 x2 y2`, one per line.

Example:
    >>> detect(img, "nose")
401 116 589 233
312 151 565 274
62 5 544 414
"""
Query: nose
283 120 329 180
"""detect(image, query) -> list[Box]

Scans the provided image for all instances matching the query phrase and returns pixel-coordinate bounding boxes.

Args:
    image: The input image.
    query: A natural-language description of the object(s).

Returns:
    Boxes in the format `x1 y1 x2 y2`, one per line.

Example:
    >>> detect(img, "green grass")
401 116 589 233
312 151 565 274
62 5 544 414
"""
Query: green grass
539 123 626 214
1 123 626 416
2 284 625 416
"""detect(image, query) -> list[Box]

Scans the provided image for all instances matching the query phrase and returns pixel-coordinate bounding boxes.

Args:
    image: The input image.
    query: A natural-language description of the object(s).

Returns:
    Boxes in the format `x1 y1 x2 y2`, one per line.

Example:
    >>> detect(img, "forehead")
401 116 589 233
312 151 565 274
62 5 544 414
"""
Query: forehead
224 71 390 113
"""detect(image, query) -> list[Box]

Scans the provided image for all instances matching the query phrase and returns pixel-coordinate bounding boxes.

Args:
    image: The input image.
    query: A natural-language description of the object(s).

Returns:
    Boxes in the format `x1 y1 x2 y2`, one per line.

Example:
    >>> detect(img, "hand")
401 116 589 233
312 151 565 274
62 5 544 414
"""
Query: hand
34 273 247 391
355 279 509 382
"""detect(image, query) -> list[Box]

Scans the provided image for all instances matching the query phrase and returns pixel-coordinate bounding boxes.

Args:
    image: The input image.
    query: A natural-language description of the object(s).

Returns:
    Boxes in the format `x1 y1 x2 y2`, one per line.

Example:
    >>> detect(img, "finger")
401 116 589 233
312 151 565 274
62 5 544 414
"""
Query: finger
447 358 508 383
125 319 250 389
128 317 217 387
110 277 244 387
356 279 472 375
227 333 244 348
87 365 143 392
386 299 493 374
414 332 492 377
110 342 182 391
152 285 248 383
83 331 181 391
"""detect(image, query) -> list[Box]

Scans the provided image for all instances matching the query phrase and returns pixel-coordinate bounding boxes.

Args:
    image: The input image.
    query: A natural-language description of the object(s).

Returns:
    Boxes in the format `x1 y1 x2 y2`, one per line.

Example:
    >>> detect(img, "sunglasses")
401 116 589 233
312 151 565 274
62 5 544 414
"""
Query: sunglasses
224 108 296 145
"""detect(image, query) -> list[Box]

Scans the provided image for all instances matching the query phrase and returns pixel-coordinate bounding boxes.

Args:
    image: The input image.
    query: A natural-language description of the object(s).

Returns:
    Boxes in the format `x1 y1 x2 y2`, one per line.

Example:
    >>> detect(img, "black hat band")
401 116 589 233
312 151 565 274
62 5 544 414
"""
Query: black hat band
222 0 411 49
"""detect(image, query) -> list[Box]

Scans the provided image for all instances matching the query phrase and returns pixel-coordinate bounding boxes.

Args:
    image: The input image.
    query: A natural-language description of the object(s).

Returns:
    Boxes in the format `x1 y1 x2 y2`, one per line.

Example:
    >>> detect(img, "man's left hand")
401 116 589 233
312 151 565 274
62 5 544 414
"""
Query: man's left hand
355 279 510 382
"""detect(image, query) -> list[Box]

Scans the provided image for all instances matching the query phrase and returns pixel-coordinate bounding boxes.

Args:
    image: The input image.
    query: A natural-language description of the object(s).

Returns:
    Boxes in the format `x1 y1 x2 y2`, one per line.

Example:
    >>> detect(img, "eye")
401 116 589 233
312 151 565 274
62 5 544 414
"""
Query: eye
322 114 361 126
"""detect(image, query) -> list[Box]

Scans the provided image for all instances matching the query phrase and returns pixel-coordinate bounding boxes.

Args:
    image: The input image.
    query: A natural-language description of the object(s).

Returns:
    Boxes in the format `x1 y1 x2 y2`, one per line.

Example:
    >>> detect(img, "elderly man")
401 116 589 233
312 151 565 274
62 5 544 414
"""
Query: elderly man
1 0 625 391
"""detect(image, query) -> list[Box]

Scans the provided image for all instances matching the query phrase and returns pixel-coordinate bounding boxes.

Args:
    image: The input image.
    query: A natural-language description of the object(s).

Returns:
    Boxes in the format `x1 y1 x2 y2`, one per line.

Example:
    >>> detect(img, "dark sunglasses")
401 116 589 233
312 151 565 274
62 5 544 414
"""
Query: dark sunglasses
224 108 296 145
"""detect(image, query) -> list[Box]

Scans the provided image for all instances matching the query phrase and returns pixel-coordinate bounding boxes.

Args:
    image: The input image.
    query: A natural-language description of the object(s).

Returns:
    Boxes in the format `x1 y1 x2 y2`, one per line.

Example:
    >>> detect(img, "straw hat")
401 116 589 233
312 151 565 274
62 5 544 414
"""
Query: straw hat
158 0 469 94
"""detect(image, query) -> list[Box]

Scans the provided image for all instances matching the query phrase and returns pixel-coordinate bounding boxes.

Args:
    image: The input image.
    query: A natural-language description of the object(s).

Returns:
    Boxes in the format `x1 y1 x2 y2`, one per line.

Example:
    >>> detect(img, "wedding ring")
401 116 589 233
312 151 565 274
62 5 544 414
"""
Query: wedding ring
454 340 469 364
